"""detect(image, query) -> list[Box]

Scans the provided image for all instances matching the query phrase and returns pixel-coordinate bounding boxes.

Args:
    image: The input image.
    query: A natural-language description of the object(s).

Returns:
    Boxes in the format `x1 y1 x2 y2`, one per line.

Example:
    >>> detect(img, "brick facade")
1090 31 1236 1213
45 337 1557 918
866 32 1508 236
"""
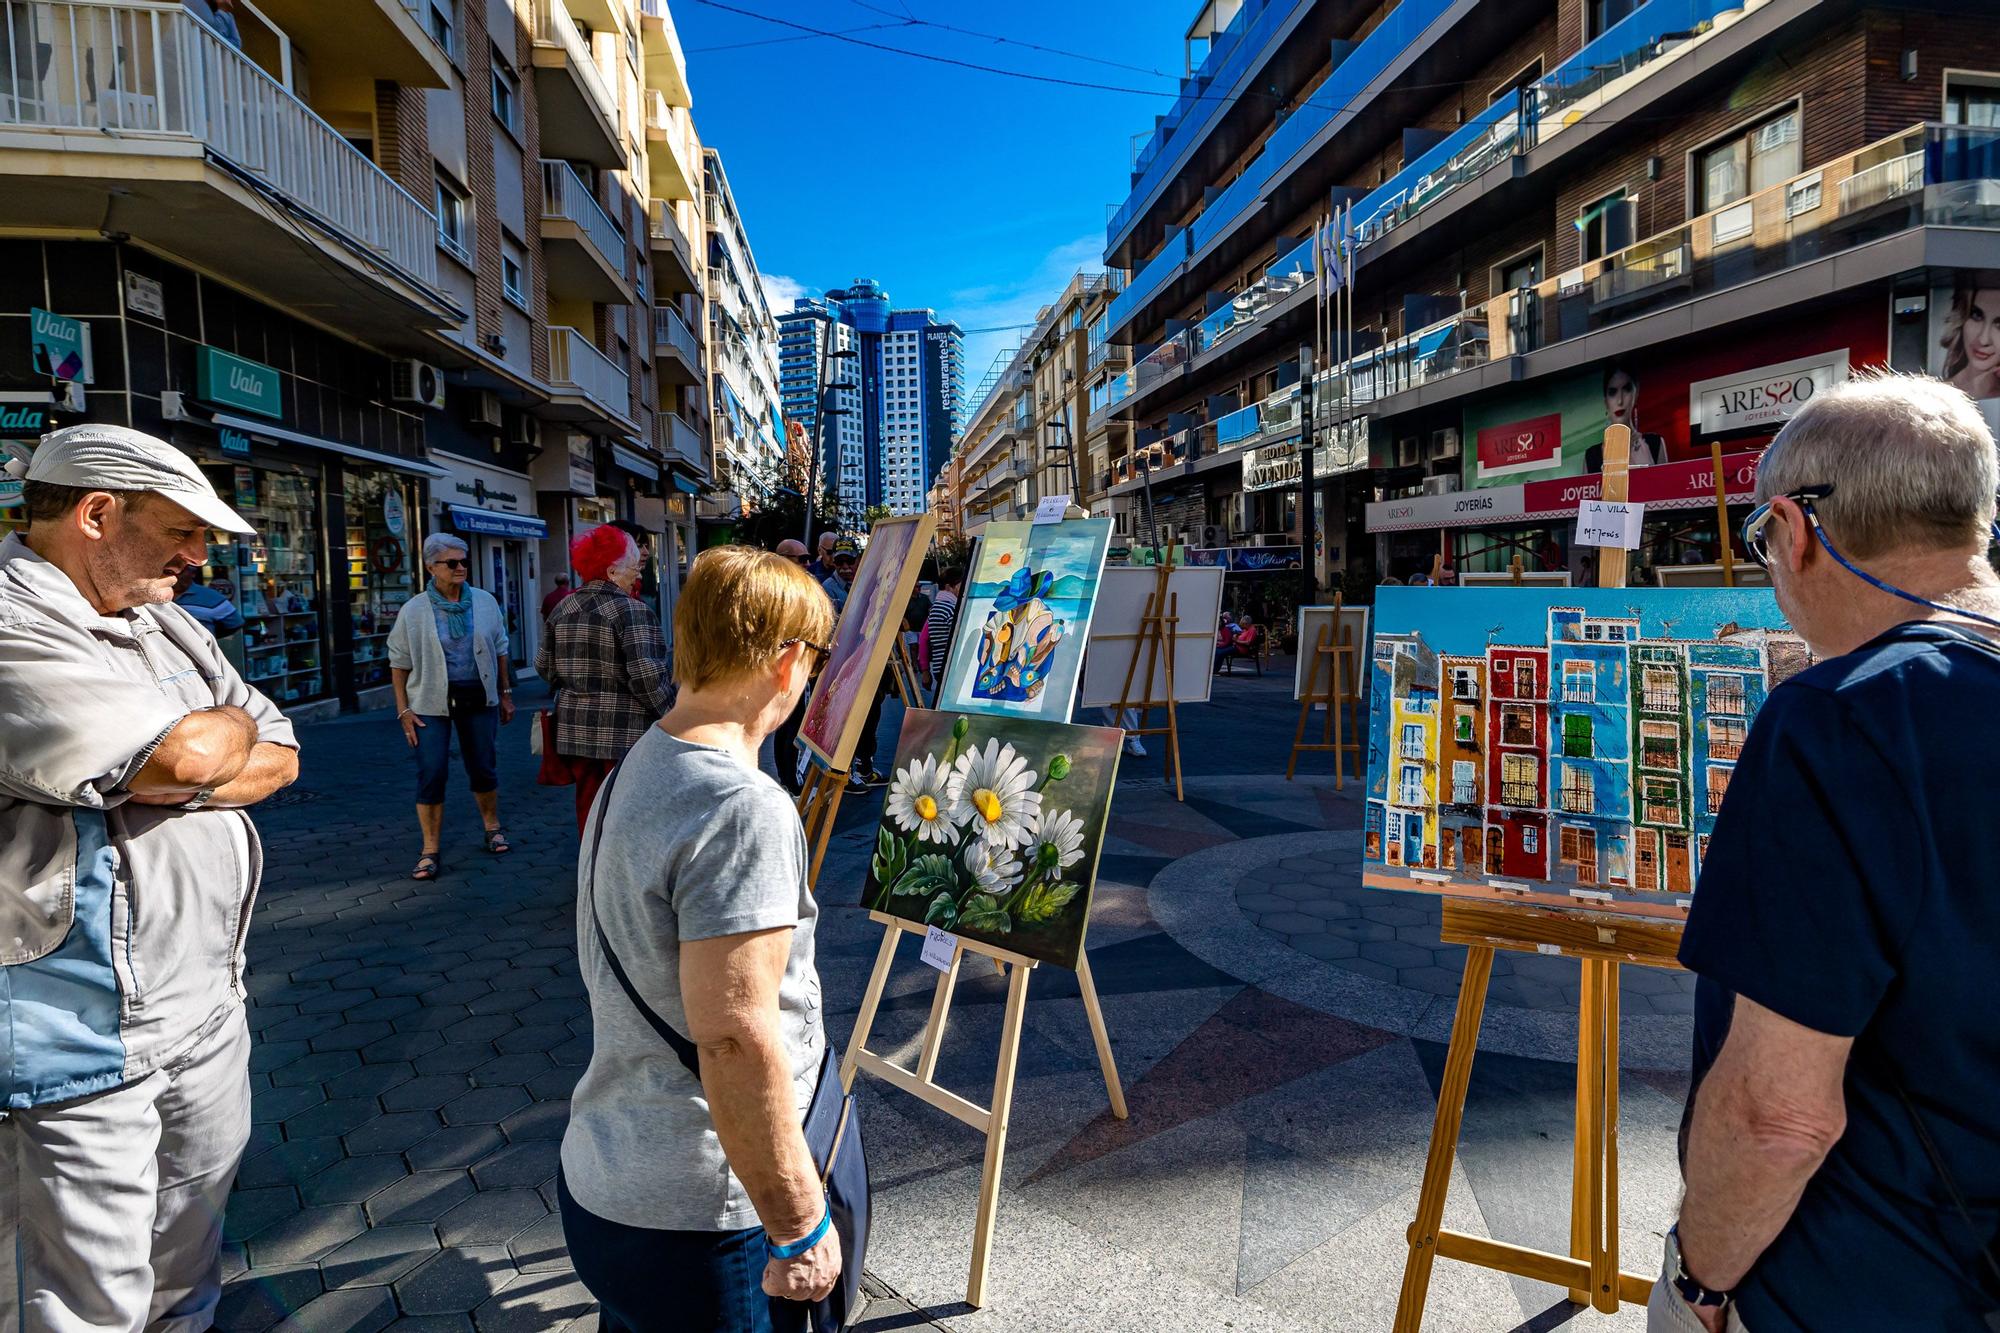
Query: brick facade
373 81 431 203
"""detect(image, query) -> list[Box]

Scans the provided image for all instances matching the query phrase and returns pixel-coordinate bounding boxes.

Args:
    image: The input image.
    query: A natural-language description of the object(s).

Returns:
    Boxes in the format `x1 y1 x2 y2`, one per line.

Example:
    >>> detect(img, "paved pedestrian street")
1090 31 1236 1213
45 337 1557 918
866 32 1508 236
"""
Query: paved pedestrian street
226 668 1693 1332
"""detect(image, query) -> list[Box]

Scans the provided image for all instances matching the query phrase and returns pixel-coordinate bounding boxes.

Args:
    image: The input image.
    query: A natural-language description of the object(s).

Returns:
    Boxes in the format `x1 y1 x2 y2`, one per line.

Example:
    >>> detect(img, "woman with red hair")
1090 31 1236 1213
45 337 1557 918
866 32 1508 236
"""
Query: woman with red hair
536 525 674 830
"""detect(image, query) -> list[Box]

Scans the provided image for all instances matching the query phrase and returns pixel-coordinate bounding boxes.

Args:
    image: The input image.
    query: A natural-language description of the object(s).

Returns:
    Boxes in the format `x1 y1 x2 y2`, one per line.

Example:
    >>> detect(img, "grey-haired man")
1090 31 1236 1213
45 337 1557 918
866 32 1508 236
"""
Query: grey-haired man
0 424 298 1327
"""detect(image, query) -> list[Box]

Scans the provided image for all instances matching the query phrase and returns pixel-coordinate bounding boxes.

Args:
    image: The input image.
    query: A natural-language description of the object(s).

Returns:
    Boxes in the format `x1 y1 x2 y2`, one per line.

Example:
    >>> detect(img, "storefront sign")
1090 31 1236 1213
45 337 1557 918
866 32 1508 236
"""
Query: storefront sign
123 271 165 320
1689 351 1847 434
1475 411 1564 480
383 489 406 538
1575 500 1644 550
568 437 596 495
195 346 283 420
219 427 252 457
1366 486 1528 533
1243 441 1303 492
0 404 50 436
30 308 92 383
0 443 24 507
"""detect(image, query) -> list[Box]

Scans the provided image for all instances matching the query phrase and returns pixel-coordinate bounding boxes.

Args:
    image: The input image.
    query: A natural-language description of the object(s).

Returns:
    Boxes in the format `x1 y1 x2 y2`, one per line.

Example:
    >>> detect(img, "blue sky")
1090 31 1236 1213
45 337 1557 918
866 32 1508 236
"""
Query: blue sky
675 0 1189 392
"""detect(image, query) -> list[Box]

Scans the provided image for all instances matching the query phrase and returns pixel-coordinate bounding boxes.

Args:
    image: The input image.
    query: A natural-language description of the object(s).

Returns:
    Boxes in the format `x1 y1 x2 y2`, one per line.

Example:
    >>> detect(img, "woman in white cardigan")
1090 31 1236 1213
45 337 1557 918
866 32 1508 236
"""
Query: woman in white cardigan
387 533 515 880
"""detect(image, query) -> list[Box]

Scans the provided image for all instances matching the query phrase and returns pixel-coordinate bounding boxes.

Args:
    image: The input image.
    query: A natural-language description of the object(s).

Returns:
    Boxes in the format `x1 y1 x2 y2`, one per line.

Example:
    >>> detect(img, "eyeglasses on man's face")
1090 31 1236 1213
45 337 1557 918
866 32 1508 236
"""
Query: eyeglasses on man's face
1740 486 1834 567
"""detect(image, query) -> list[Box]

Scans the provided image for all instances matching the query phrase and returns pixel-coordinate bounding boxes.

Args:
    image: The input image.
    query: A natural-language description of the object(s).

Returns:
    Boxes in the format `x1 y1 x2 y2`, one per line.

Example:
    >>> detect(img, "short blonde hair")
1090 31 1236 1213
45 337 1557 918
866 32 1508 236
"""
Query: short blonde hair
674 545 834 691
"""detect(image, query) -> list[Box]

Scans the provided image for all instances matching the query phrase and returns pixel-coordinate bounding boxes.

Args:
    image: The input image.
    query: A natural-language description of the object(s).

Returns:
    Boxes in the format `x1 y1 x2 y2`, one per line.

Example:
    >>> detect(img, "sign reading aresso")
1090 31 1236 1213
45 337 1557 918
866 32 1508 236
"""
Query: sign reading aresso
1689 350 1848 434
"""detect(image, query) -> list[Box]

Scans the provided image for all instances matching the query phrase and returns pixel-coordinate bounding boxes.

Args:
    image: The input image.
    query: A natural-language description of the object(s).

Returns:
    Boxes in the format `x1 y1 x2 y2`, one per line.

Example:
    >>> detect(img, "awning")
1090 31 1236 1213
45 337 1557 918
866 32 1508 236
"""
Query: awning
209 412 450 478
448 504 548 539
1413 325 1454 362
670 473 702 495
611 445 660 480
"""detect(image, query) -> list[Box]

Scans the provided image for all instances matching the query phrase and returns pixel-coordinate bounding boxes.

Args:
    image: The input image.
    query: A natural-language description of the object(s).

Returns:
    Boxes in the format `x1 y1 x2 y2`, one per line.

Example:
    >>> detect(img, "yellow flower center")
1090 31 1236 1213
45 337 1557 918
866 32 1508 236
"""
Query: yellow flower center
973 788 1004 824
914 794 939 822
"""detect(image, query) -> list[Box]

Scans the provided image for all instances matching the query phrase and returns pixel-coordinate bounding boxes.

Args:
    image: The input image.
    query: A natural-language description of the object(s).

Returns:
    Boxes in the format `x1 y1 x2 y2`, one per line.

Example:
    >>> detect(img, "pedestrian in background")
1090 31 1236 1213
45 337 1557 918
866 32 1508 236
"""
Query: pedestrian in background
0 424 299 1327
538 524 673 832
174 563 243 637
769 538 813 792
541 572 573 620
388 533 514 880
561 545 839 1331
820 540 857 612
1660 374 2000 1332
923 564 963 691
806 530 838 582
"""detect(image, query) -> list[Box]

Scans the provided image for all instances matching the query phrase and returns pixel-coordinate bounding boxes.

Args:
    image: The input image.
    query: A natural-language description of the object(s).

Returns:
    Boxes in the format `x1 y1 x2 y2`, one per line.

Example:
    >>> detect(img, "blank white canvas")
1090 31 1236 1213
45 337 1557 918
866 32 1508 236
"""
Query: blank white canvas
1293 605 1370 700
1079 565 1226 707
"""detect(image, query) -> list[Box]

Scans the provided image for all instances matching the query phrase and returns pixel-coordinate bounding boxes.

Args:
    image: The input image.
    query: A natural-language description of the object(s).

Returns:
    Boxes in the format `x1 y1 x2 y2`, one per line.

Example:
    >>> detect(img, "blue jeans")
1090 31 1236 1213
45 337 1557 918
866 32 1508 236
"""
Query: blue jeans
413 682 498 805
557 1172 809 1333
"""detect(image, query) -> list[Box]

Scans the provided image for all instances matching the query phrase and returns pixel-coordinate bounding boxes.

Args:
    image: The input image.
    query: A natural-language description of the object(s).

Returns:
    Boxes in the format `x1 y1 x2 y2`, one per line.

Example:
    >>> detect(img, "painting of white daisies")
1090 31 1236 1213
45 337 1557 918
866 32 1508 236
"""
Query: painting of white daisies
864 709 1122 970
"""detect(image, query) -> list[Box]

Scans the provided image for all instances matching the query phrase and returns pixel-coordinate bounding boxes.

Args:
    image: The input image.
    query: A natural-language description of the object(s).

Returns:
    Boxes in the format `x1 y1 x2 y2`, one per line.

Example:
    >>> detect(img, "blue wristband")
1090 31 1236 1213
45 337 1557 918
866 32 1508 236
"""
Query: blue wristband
766 1205 831 1260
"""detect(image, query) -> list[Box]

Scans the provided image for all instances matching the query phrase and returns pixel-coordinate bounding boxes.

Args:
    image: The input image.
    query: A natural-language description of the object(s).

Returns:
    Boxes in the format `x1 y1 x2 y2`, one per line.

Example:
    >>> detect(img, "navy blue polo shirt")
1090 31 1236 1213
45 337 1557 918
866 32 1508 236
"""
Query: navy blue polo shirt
1682 621 2000 1331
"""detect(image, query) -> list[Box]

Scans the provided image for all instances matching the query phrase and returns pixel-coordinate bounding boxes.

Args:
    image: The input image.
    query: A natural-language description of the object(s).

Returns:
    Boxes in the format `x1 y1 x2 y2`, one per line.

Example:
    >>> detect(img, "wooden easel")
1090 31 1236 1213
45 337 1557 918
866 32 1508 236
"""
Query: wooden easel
1394 427 1688 1328
1110 562 1187 801
1286 594 1362 786
841 913 1129 1307
796 637 927 895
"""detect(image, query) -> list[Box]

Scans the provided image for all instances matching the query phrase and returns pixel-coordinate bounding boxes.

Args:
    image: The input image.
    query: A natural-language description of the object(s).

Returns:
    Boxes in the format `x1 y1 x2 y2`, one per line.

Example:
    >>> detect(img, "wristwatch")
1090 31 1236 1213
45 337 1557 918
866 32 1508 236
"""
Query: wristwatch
180 787 217 812
1667 1226 1731 1308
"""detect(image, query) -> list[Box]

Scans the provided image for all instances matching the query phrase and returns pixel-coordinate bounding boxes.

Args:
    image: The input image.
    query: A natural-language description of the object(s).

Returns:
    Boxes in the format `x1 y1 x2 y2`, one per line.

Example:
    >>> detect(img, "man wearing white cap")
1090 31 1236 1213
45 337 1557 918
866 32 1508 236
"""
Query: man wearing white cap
0 424 298 1327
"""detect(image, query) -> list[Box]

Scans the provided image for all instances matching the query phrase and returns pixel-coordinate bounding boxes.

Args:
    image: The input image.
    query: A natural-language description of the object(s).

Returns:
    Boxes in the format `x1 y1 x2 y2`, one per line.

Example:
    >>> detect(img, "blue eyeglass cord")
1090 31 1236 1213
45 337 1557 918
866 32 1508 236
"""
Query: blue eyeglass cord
1803 507 2000 632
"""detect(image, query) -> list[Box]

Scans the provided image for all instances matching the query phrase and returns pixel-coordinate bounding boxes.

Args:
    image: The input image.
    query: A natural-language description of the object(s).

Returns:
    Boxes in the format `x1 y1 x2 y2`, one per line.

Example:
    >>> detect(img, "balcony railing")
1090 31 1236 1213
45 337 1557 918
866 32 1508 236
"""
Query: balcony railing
541 159 626 277
652 304 700 364
655 411 704 470
1500 781 1538 808
531 0 619 132
0 2 438 287
547 326 630 421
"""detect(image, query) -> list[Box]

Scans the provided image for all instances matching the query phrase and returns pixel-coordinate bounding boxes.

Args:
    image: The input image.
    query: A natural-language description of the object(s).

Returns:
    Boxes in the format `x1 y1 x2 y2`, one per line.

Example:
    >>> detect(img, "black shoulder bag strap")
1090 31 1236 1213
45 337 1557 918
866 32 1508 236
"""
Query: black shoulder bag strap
583 761 701 1078
1896 1081 2000 1331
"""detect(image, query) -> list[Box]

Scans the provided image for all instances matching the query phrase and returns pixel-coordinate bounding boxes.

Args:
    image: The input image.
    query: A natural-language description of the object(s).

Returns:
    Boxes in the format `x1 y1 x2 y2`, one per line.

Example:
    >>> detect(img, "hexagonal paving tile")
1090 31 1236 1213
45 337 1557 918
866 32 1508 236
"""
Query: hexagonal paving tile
244 1203 366 1267
497 1100 568 1142
363 1032 445 1064
406 1125 508 1172
468 1053 552 1087
301 1155 410 1207
391 1245 515 1315
441 1086 531 1127
236 1137 345 1191
364 1170 477 1227
270 1285 397 1333
471 1273 594 1333
506 1212 571 1274
344 1111 444 1156
416 1043 503 1076
382 1074 477 1114
436 1188 549 1247
213 1263 324 1331
250 1085 326 1124
442 1017 518 1047
493 1025 570 1056
283 1098 382 1140
220 1187 302 1245
269 1050 362 1088
1356 939 1437 971
322 1222 444 1290
469 1141 560 1191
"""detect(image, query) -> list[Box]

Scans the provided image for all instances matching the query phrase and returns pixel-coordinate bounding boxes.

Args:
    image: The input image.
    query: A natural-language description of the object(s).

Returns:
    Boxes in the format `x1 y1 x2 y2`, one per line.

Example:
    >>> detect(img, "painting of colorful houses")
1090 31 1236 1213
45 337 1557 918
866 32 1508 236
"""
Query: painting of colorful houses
1362 587 1810 917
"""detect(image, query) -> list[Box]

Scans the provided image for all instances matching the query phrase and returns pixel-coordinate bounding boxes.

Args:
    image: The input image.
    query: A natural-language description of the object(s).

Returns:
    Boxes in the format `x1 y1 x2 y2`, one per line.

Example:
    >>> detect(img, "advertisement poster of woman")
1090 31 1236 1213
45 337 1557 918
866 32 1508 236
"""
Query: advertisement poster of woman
1937 273 2000 399
1583 363 1669 472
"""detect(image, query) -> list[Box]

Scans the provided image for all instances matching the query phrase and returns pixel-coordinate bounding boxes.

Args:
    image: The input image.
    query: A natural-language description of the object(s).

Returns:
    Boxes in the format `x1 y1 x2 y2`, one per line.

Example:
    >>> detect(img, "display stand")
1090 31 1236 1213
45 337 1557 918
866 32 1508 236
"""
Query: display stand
1286 594 1362 786
1110 562 1186 801
796 636 928 896
1392 429 1688 1329
840 913 1129 1308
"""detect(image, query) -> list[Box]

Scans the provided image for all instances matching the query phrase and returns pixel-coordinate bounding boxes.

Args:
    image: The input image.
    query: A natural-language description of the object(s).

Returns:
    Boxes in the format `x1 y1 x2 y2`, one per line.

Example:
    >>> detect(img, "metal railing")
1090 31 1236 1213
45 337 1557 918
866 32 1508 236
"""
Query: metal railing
651 304 700 364
530 0 619 134
655 411 705 469
0 1 438 287
547 326 630 421
1499 781 1538 808
541 159 626 277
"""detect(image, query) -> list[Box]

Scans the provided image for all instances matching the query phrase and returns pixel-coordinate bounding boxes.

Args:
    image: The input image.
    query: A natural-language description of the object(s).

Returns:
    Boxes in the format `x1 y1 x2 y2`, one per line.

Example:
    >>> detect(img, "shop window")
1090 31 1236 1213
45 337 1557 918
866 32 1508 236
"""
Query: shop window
201 464 327 705
343 470 418 694
1694 108 1801 214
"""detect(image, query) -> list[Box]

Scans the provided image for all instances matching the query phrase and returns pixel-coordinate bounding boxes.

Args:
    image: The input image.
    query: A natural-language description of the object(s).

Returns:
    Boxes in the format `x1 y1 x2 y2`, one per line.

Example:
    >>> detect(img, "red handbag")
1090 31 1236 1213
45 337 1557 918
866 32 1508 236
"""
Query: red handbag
535 709 581 786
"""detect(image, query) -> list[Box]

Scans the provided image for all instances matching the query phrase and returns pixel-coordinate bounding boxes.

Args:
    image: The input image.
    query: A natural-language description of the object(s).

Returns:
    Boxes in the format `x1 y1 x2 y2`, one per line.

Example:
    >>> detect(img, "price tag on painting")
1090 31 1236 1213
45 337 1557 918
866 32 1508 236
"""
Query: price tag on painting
1032 494 1073 525
1575 500 1643 550
920 926 960 972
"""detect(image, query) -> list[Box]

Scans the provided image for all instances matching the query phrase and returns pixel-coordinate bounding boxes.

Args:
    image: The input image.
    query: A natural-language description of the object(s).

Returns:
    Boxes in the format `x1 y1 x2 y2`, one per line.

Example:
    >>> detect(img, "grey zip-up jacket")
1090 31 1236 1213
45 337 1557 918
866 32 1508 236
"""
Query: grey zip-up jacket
0 534 297 1109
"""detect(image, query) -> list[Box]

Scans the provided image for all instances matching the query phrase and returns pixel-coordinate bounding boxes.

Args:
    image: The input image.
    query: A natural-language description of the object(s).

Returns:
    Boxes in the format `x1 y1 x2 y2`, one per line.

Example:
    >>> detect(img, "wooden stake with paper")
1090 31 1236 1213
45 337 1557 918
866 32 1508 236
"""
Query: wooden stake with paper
1392 424 1688 1330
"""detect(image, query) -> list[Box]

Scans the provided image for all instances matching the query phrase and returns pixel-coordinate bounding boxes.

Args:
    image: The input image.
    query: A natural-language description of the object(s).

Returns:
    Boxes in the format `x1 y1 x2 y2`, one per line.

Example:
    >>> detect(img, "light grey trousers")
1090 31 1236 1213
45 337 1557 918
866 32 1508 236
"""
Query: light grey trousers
0 1008 251 1332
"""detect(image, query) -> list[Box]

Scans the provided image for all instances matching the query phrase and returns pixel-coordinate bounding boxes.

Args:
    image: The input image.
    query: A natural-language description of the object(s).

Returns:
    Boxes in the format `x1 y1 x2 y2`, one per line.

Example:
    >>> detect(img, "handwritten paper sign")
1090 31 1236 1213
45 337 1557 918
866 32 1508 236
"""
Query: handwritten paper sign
1032 494 1073 525
920 926 960 972
1574 500 1643 550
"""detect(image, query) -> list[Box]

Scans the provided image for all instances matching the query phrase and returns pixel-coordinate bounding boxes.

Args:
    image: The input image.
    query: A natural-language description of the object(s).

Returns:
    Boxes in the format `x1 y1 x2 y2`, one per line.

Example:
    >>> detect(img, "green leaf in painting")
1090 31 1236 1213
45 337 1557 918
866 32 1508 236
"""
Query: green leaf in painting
923 891 959 929
957 894 1011 934
870 828 910 898
890 854 956 899
1017 881 1079 924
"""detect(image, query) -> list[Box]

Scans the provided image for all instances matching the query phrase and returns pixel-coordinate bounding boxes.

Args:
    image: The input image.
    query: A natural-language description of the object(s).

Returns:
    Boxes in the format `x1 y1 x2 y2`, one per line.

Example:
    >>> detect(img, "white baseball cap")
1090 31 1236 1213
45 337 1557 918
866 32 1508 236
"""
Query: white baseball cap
4 423 255 534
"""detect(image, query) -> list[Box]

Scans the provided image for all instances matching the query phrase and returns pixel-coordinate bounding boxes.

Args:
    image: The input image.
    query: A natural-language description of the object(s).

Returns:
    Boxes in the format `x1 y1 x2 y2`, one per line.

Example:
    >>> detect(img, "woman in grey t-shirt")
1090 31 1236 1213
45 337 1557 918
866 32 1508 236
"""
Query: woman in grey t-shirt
560 546 840 1332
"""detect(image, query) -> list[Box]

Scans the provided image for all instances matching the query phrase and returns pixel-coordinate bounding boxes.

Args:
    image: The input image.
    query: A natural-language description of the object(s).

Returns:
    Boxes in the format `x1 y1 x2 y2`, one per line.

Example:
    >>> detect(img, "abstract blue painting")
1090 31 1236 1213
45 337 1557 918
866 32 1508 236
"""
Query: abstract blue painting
936 518 1113 722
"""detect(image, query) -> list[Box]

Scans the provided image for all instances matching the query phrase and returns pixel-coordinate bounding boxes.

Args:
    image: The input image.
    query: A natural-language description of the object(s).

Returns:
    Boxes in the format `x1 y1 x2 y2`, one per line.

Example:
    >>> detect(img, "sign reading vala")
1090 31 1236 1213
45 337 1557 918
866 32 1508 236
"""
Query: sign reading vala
30 308 92 384
1690 351 1848 435
0 404 51 437
195 346 283 420
218 427 252 457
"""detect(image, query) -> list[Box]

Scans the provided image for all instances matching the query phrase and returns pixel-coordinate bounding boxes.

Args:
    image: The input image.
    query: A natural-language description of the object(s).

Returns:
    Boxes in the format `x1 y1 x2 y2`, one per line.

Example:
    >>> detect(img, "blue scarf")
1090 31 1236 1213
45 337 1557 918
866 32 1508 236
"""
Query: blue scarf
427 586 471 638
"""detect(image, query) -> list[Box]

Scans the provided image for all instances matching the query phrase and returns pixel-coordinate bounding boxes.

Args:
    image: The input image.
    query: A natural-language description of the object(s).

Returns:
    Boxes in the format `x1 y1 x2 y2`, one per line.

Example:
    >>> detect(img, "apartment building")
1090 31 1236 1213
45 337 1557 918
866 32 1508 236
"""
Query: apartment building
0 0 725 714
1095 0 2000 590
955 271 1125 535
702 148 787 509
776 280 964 524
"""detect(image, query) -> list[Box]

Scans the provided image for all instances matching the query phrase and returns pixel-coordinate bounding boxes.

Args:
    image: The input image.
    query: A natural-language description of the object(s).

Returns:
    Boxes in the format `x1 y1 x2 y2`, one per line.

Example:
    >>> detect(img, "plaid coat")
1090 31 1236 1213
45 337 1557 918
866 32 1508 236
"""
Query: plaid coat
535 581 674 759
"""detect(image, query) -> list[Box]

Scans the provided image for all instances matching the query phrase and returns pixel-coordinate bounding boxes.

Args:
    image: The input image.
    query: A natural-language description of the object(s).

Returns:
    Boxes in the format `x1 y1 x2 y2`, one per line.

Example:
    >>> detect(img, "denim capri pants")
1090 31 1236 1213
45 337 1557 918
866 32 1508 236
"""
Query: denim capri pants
414 682 499 804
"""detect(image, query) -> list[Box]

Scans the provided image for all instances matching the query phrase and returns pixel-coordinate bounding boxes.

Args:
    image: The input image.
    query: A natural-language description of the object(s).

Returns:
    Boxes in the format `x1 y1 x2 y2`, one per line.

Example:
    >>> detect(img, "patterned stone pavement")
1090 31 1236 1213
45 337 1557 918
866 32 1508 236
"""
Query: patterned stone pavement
225 663 1695 1331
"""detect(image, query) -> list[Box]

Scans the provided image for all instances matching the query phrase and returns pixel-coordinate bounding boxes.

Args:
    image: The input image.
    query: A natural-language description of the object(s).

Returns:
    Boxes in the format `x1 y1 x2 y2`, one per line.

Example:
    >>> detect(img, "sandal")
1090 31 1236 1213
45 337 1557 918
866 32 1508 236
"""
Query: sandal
412 851 442 881
483 828 513 855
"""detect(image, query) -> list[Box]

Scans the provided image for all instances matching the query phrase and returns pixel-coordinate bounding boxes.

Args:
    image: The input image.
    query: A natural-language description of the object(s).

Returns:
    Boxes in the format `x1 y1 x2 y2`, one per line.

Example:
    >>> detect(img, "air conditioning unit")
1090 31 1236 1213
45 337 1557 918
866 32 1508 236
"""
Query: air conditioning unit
1431 427 1461 460
391 359 445 410
1200 524 1226 548
467 390 503 430
506 414 541 449
1396 436 1421 467
1421 474 1462 496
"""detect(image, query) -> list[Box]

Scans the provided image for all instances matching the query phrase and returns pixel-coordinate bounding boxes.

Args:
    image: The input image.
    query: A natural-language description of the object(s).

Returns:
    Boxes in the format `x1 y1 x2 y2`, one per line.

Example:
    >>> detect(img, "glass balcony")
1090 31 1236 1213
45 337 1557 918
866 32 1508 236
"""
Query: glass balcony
0 2 439 289
1213 403 1260 450
1195 233 1314 355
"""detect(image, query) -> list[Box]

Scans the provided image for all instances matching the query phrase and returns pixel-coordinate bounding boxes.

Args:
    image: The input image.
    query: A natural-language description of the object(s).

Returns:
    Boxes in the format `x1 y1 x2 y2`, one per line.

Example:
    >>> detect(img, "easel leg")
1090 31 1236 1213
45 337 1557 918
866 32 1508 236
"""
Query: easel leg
1594 961 1622 1313
1394 944 1497 1333
1286 692 1313 782
915 946 964 1084
803 779 846 895
1076 954 1128 1120
840 926 902 1093
1165 695 1184 803
1330 666 1346 793
967 960 1032 1308
1569 957 1601 1305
